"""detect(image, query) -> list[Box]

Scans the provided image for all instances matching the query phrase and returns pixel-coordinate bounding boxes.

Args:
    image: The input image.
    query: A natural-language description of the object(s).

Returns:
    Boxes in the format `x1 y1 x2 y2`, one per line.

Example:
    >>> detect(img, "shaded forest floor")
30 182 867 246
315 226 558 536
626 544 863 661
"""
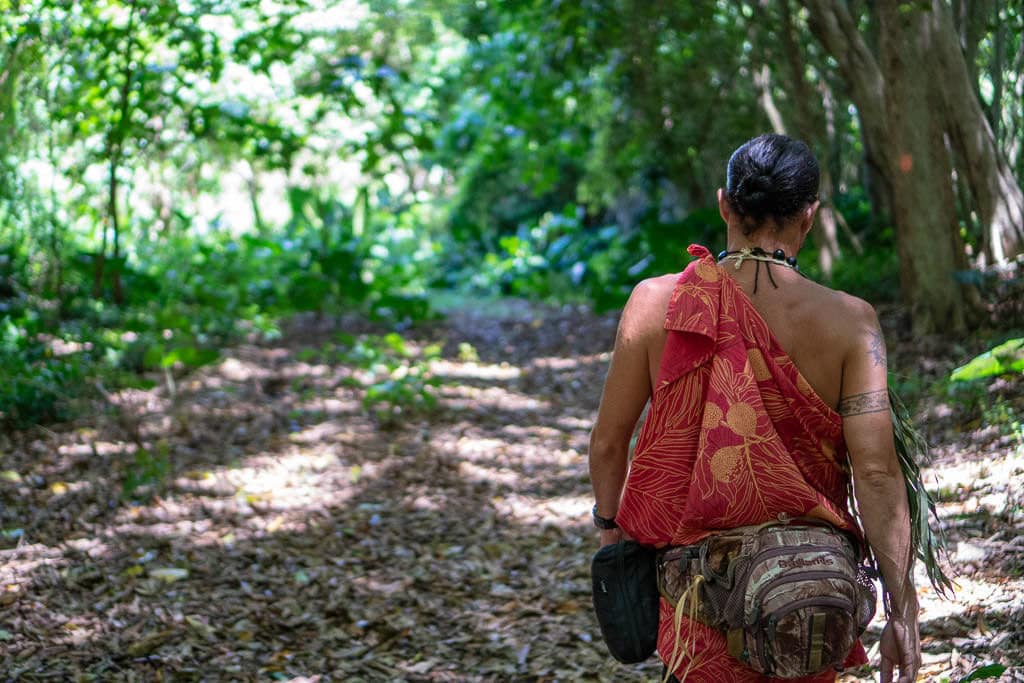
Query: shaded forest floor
1 299 1022 682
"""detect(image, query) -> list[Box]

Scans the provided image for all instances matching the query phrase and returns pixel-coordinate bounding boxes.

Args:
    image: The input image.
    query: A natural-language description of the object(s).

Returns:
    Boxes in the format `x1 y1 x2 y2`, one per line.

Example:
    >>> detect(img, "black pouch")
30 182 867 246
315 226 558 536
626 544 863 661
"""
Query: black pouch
590 540 659 663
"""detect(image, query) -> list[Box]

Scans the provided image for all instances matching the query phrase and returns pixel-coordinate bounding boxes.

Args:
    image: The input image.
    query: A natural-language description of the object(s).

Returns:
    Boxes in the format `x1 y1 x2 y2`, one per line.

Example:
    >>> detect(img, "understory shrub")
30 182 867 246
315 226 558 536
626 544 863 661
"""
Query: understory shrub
336 332 442 428
450 192 901 313
0 184 441 429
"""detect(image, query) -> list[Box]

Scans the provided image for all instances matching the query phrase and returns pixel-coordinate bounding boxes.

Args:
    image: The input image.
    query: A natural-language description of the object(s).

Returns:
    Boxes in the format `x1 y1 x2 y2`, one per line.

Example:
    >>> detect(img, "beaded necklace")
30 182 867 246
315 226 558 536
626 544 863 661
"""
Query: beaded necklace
716 246 803 294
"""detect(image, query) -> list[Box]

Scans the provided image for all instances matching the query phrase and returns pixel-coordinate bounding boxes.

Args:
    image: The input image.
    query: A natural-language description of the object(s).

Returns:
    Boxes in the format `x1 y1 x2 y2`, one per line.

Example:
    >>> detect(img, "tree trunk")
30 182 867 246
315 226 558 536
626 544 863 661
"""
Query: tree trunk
245 160 267 236
775 0 841 275
877 1 967 333
46 88 63 307
753 65 787 135
800 0 896 222
96 0 138 304
110 156 123 305
858 116 893 223
93 217 107 299
1011 37 1024 180
989 0 1004 139
744 0 844 275
800 0 971 332
928 0 1024 263
800 1 895 176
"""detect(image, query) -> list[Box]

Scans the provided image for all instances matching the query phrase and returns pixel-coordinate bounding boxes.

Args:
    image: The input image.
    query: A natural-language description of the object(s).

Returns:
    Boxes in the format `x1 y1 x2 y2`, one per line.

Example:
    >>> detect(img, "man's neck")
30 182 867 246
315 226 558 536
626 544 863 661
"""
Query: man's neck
725 223 803 258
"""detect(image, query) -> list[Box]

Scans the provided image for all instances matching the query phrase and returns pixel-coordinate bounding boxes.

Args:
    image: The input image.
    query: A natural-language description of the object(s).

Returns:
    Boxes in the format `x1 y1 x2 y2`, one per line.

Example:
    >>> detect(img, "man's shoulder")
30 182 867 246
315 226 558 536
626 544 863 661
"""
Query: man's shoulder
804 279 878 323
798 280 880 350
632 273 679 298
618 273 679 340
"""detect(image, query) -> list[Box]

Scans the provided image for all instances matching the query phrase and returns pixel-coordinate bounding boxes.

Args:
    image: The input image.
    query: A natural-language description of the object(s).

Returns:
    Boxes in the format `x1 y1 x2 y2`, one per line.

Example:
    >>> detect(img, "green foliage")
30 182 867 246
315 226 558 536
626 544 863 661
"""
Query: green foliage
981 396 1024 446
454 203 720 310
826 247 901 303
887 387 954 598
933 366 1023 452
337 333 442 428
958 664 1008 683
0 173 439 429
0 313 85 427
457 342 479 363
0 350 84 428
464 209 592 301
0 0 1020 432
122 443 172 501
799 192 901 302
950 338 1024 382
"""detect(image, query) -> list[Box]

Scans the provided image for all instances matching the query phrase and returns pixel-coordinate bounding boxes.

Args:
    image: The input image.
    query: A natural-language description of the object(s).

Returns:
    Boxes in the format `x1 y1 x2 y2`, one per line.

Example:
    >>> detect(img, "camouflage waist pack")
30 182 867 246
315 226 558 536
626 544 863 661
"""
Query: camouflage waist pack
657 519 877 678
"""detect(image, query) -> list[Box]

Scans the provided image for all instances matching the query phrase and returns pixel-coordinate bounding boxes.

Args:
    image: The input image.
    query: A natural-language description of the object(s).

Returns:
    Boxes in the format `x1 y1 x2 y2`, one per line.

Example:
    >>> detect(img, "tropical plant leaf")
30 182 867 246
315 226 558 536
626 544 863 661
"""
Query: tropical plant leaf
887 387 955 598
958 664 1008 682
950 337 1024 382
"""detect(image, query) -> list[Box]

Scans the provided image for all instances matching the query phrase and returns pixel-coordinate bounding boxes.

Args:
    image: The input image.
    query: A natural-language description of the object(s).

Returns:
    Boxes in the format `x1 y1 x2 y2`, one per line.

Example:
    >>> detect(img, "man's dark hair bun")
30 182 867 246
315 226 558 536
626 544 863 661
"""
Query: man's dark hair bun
735 172 773 215
725 134 819 233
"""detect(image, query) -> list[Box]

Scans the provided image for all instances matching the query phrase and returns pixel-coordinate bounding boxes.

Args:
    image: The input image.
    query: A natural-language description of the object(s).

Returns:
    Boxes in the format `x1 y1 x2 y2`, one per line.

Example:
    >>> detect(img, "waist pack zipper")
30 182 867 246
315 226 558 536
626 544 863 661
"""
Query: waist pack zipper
749 570 857 625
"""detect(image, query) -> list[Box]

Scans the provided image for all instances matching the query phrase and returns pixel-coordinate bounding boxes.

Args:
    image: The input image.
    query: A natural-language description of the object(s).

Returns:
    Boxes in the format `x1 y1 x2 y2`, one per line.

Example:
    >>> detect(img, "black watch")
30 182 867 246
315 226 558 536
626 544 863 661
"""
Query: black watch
592 504 618 530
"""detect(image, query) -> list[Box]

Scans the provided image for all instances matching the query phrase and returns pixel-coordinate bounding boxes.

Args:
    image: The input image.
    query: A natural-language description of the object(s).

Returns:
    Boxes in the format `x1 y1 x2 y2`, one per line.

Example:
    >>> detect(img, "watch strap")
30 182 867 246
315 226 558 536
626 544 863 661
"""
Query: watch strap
592 504 618 529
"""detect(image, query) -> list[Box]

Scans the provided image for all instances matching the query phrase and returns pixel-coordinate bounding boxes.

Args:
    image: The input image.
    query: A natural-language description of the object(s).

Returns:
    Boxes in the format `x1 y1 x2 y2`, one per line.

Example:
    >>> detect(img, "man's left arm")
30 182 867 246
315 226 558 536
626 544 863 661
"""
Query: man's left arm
588 282 656 545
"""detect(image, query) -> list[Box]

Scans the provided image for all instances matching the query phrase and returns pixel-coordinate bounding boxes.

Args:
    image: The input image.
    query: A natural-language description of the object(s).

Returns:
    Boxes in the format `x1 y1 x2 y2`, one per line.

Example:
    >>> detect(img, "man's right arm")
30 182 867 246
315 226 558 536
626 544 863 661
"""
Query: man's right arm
839 300 920 683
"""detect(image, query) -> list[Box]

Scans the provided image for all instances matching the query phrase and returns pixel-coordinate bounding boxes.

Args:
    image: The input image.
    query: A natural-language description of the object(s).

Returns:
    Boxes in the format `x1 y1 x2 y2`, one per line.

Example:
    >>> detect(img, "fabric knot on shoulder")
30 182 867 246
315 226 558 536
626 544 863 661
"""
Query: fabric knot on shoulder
687 244 712 259
657 245 724 388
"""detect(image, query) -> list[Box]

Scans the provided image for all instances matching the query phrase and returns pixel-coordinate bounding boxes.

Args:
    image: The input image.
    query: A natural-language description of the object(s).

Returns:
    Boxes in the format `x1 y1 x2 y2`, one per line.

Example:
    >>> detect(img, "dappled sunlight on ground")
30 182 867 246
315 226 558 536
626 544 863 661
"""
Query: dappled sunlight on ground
1 302 1021 680
439 382 553 413
430 359 523 381
490 492 593 529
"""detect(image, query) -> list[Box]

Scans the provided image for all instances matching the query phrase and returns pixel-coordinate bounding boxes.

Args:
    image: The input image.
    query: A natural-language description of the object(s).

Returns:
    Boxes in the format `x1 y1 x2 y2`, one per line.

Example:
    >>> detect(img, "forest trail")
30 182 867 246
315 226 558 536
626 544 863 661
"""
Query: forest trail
1 302 1021 682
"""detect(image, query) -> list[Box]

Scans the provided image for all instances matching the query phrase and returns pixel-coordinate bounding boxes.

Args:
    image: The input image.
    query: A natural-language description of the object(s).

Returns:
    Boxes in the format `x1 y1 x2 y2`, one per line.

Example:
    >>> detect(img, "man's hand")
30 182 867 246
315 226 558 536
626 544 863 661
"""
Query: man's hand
879 612 921 683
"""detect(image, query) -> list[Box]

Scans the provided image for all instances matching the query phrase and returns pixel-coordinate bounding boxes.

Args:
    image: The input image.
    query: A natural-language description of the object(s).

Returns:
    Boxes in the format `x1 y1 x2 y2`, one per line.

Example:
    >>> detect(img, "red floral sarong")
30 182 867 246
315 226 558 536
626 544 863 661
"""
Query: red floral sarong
615 245 868 682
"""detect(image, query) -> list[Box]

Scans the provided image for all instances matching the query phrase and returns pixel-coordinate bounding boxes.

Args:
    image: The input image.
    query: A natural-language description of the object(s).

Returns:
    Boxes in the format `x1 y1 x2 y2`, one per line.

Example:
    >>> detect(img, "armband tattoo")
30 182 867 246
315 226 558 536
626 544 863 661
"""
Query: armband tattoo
838 390 890 417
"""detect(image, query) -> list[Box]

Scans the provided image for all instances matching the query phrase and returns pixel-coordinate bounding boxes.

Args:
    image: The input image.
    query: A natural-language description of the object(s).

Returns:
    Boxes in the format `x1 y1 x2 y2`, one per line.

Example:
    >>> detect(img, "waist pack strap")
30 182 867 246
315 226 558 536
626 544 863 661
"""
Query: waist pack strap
726 628 745 660
656 545 717 628
808 612 827 671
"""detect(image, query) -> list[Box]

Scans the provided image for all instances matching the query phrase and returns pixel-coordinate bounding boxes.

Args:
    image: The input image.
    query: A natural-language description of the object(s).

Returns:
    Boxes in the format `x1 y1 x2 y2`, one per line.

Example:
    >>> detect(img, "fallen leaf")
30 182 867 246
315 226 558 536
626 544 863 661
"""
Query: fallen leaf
185 615 216 640
406 658 438 674
126 629 176 657
0 585 21 606
149 567 189 583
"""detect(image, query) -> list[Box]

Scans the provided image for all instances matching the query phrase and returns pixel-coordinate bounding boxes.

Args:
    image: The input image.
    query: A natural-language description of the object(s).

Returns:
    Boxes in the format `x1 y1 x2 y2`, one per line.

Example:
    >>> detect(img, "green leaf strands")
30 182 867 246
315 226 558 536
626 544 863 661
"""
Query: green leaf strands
887 386 955 598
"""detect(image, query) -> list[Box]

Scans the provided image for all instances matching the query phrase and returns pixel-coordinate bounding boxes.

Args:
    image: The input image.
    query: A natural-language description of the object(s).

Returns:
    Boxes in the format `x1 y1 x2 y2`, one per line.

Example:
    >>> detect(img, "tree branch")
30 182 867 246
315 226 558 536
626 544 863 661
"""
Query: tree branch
798 0 892 172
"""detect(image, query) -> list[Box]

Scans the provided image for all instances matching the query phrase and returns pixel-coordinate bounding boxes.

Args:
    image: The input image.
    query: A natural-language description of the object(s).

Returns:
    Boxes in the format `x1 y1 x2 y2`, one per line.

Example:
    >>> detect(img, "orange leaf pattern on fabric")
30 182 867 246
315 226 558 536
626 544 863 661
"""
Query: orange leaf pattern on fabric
615 245 867 682
747 348 771 381
702 403 724 430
